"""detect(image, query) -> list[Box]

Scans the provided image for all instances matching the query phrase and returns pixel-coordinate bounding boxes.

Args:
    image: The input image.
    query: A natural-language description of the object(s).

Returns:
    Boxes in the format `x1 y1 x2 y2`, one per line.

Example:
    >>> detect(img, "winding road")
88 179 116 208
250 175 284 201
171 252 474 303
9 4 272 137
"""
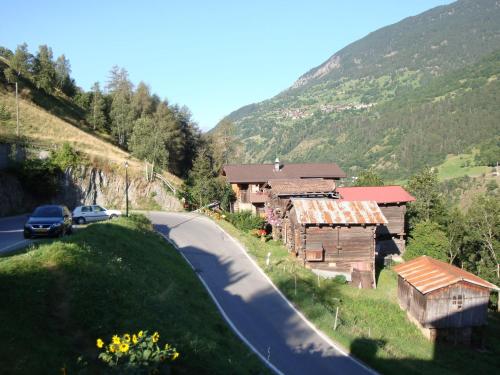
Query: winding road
148 211 376 375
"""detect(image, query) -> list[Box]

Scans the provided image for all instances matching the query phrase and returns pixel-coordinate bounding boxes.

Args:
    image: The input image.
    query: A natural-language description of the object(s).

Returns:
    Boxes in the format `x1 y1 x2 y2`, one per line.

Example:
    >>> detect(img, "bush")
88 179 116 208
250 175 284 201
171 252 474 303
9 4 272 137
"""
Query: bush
405 220 450 261
49 142 83 170
225 211 265 232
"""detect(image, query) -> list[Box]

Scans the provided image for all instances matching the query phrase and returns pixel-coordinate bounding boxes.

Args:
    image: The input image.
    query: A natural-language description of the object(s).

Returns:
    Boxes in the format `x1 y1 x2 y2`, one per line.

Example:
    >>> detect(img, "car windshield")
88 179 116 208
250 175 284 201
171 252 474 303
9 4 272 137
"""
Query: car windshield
32 206 62 217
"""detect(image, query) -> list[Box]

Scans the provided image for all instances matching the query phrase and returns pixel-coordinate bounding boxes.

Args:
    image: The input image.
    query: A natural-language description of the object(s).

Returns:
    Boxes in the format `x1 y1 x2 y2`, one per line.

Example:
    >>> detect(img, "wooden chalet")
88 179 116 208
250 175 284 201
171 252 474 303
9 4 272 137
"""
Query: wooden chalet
282 198 387 288
337 186 415 256
394 256 499 345
222 159 346 215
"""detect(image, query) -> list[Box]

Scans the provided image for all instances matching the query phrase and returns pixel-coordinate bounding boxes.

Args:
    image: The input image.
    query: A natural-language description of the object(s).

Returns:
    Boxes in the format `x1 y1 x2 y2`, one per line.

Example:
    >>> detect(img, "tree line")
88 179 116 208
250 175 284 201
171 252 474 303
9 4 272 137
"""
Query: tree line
0 43 202 178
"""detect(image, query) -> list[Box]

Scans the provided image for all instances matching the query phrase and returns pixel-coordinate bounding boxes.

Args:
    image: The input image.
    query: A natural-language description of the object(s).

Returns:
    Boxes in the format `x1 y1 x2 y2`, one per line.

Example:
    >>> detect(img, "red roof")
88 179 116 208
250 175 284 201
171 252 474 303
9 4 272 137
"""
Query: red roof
337 186 415 204
393 256 499 294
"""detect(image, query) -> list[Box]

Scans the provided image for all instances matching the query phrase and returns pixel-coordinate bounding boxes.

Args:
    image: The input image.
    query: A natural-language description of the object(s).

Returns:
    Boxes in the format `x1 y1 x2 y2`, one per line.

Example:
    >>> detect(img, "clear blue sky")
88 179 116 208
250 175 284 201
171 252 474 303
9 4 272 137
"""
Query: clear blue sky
1 0 452 130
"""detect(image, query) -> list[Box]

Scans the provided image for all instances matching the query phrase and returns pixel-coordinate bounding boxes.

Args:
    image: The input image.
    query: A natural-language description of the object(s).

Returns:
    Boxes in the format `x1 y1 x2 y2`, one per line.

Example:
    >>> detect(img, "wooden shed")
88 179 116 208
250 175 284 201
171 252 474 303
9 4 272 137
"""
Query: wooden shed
282 198 387 288
393 256 499 344
337 186 415 256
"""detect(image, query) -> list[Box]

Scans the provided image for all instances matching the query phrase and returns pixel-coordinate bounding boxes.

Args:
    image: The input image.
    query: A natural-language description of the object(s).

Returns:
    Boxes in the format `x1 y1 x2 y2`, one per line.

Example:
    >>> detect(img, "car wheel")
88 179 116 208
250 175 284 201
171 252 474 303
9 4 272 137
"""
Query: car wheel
110 214 117 220
77 217 86 225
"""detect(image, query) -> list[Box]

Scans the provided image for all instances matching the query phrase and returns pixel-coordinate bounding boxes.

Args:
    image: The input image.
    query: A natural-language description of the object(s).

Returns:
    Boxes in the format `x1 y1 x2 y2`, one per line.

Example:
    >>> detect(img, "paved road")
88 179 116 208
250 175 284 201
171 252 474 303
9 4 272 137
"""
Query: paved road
0 215 31 254
148 212 375 375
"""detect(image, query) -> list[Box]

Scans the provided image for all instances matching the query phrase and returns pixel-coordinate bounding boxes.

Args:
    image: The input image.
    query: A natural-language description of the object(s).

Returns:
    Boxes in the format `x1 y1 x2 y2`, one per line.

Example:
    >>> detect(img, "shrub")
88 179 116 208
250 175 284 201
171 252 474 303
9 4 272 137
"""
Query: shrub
225 211 265 232
405 220 450 261
49 142 83 170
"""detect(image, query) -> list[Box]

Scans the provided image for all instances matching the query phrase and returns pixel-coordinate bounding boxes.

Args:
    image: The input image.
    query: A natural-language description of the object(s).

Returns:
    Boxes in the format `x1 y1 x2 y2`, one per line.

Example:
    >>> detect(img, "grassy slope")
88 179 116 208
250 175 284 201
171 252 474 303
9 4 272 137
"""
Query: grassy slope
0 216 267 374
437 152 491 181
0 88 181 184
214 218 500 375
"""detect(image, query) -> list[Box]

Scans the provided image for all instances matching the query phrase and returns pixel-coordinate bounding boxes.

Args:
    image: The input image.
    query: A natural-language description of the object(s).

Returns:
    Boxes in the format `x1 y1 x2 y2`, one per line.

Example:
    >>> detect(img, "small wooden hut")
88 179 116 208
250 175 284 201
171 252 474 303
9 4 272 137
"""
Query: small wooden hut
394 256 499 345
337 186 415 256
282 198 387 288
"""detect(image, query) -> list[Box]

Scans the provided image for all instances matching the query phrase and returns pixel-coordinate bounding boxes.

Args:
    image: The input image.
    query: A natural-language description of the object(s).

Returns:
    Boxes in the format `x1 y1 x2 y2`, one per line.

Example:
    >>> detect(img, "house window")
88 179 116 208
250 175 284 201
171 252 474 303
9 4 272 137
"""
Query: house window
452 295 464 309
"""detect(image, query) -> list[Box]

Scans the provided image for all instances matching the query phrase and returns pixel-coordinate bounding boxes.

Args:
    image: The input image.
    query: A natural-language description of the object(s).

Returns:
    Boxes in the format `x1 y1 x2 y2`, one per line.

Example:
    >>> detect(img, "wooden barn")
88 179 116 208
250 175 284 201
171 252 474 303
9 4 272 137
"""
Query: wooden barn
282 198 387 288
394 256 499 345
222 159 346 215
337 186 415 256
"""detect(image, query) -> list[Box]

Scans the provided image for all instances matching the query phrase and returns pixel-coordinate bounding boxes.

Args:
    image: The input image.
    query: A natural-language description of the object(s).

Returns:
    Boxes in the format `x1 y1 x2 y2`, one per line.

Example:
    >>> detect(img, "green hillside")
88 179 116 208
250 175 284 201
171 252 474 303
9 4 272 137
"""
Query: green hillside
219 0 500 179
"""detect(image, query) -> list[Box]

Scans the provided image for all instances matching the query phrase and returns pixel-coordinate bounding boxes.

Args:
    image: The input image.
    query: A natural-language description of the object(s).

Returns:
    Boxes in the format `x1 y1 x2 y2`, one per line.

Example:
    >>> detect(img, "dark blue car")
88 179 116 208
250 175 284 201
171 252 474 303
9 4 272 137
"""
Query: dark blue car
24 205 73 239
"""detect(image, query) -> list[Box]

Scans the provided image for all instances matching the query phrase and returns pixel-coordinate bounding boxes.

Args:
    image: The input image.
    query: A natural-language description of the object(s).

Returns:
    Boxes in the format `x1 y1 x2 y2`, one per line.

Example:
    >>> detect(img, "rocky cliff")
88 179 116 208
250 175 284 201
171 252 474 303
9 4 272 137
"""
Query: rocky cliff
0 166 182 216
59 166 182 212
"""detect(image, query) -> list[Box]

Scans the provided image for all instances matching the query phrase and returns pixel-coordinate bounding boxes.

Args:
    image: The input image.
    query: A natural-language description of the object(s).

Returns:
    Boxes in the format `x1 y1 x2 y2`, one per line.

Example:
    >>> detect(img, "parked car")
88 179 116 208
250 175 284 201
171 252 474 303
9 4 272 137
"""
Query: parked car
72 205 122 224
24 205 73 239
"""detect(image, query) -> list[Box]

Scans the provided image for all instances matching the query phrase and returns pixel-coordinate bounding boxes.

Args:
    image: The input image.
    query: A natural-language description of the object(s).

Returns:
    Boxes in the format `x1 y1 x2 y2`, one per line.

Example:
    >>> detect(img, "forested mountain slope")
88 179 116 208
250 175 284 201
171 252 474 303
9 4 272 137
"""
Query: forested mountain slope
219 0 500 179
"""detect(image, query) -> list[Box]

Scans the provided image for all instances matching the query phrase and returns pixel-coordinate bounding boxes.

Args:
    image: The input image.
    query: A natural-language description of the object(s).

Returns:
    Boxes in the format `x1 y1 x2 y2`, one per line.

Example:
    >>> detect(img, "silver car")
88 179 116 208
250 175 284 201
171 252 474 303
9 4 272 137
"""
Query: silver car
72 205 122 224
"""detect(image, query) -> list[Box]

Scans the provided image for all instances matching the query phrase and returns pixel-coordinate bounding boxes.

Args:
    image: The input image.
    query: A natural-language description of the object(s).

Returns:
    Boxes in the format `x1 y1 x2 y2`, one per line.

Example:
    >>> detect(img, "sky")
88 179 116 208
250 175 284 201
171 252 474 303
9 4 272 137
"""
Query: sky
0 0 453 131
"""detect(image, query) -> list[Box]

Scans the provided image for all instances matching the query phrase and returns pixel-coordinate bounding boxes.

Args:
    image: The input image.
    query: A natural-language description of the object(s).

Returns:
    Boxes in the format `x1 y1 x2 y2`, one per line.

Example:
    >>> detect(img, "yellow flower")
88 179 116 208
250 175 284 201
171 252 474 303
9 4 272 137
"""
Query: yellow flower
138 330 144 338
152 331 160 343
96 338 104 349
112 335 120 345
132 334 138 344
164 343 170 350
119 343 129 353
109 344 116 353
123 334 131 343
172 352 179 360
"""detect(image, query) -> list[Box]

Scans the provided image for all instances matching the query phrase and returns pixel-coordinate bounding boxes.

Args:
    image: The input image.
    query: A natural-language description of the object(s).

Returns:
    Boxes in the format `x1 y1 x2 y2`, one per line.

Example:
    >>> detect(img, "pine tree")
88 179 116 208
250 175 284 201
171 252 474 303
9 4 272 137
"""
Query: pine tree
33 45 56 93
132 81 154 118
54 54 75 96
4 43 32 83
87 82 107 131
107 66 134 147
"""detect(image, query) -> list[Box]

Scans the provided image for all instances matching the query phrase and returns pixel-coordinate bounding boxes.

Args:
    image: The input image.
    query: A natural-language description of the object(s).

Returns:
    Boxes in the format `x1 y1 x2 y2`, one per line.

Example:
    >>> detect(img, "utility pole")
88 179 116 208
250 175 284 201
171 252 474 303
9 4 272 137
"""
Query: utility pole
125 161 129 217
15 81 19 137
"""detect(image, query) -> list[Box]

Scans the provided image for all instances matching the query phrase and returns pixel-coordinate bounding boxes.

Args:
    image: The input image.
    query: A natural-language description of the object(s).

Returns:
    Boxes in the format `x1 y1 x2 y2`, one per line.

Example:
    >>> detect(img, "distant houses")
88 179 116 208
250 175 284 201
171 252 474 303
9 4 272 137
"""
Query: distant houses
222 159 346 215
222 160 418 288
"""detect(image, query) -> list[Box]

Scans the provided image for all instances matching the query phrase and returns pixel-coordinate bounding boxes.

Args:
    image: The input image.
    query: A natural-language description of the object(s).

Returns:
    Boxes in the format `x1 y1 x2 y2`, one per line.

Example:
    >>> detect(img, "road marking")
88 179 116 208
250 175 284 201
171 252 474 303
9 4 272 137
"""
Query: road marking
0 229 24 233
159 232 284 375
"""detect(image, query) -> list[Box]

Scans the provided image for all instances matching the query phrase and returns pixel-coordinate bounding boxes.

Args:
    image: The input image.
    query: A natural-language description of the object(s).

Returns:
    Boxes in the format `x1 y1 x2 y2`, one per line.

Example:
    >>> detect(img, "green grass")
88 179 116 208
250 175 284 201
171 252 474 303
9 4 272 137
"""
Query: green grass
437 153 491 181
0 215 267 374
215 218 500 375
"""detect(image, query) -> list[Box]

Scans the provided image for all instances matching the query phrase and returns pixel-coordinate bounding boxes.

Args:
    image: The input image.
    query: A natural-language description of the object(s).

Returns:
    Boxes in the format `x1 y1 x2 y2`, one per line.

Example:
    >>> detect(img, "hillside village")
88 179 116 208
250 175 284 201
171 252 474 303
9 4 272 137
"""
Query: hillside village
0 1 499 374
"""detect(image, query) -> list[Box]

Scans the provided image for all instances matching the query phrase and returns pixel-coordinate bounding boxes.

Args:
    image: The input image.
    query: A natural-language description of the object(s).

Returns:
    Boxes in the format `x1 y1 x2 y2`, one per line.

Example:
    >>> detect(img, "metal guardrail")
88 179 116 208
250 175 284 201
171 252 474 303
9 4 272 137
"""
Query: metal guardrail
192 201 220 213
153 172 177 194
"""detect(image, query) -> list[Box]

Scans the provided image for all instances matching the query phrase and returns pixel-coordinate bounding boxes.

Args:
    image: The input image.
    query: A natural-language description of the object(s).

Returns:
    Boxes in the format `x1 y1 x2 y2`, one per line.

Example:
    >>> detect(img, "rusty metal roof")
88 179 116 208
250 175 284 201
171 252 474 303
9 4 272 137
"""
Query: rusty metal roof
267 179 336 195
290 198 387 225
222 163 346 183
393 256 499 294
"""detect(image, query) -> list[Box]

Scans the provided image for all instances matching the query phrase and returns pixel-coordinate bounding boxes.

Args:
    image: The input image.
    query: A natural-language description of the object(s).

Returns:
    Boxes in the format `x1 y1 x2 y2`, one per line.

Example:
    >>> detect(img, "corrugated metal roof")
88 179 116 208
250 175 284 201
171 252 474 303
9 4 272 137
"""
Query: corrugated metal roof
337 186 415 204
223 163 346 183
393 256 499 294
268 179 336 195
290 198 387 225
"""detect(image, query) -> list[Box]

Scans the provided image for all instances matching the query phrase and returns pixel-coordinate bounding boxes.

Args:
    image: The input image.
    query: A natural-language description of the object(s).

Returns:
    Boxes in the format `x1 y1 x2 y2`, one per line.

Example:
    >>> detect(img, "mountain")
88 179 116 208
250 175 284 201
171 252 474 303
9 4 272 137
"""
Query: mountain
218 0 500 179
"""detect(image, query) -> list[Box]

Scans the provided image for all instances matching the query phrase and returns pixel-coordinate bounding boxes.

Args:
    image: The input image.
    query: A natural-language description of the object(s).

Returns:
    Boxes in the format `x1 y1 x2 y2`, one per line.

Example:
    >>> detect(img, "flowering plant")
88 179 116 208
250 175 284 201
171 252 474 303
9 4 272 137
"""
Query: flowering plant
97 330 179 373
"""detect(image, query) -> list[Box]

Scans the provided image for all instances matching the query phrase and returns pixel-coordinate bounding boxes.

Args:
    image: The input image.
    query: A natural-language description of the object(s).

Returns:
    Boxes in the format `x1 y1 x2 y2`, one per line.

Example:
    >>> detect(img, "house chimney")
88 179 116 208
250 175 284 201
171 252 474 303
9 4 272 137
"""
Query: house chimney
274 157 280 172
